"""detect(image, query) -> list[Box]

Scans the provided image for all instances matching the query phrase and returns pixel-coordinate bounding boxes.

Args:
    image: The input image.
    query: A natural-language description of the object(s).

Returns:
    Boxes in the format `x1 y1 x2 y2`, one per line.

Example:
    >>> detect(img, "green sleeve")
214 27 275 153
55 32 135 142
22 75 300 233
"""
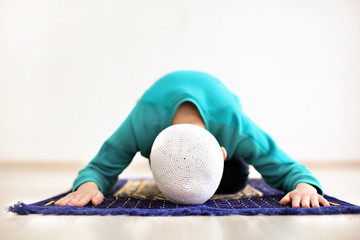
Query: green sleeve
73 112 139 194
235 114 323 195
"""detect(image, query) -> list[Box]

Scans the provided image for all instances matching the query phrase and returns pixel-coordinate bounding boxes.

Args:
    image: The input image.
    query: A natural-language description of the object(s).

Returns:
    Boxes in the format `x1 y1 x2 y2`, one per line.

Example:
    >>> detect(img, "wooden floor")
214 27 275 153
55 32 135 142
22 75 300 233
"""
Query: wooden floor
1 160 360 240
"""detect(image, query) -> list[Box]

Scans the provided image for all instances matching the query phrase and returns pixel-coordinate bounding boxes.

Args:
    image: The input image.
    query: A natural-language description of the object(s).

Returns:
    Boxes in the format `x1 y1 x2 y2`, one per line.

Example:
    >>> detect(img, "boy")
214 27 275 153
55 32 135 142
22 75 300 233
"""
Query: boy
55 70 330 208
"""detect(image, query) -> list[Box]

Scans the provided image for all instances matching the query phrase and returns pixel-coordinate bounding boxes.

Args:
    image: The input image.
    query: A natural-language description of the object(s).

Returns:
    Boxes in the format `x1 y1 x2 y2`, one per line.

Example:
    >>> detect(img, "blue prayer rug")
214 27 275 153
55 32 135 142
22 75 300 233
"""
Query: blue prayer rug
8 179 360 216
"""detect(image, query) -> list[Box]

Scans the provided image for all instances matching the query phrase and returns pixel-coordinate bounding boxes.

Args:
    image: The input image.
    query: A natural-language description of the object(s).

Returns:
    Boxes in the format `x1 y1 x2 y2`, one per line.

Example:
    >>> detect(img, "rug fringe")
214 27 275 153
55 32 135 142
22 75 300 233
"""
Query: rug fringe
8 202 31 215
8 202 360 216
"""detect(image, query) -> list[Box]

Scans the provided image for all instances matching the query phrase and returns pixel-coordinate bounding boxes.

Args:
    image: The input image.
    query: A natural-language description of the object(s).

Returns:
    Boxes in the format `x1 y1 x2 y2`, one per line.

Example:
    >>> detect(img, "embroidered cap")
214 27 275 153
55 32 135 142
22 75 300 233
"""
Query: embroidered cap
150 124 224 205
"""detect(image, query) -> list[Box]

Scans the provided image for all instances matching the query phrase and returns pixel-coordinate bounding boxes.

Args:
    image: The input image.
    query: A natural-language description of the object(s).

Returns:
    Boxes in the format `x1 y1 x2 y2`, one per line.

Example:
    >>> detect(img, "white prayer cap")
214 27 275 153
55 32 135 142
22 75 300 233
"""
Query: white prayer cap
150 124 224 205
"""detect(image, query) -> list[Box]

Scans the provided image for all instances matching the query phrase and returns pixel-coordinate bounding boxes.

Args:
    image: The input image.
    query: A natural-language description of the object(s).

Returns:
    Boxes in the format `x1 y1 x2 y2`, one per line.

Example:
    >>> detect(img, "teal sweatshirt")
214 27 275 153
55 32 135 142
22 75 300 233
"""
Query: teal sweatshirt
73 70 323 195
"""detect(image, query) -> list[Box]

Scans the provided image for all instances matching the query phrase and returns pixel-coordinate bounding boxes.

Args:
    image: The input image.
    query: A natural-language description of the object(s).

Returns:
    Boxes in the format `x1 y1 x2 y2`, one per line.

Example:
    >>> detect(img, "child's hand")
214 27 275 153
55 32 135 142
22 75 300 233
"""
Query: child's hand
280 183 330 208
54 181 104 207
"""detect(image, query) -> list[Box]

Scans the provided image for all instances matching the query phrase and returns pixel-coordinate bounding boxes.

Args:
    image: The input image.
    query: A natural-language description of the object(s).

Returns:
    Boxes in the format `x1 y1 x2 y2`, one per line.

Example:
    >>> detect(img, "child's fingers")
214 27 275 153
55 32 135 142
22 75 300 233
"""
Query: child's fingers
56 195 75 206
91 192 104 206
74 196 92 207
291 195 301 208
54 198 63 206
54 195 69 205
318 195 330 207
280 193 291 206
310 195 320 208
301 196 311 208
70 195 86 207
73 191 103 207
54 196 68 206
55 182 102 207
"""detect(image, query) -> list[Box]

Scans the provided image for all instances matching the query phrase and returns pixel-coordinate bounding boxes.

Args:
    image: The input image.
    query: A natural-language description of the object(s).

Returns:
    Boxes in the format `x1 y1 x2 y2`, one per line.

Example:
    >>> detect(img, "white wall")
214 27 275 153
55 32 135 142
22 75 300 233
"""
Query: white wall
1 0 359 163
